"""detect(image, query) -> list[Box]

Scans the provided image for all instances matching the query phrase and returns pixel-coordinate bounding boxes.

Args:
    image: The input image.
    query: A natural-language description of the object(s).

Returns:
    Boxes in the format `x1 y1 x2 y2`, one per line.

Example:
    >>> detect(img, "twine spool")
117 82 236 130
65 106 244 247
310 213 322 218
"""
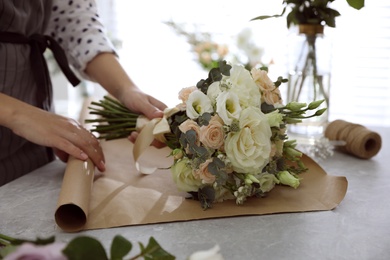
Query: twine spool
324 120 382 159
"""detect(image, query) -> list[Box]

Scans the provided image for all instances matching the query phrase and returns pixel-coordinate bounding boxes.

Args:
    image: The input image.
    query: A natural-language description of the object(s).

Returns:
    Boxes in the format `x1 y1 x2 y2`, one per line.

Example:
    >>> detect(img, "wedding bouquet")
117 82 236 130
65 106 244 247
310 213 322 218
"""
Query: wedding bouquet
87 61 325 209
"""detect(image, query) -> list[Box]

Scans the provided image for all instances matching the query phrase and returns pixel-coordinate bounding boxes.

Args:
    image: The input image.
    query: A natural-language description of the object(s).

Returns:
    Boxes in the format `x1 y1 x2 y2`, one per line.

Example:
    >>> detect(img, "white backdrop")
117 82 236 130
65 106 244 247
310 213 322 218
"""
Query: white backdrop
62 0 390 127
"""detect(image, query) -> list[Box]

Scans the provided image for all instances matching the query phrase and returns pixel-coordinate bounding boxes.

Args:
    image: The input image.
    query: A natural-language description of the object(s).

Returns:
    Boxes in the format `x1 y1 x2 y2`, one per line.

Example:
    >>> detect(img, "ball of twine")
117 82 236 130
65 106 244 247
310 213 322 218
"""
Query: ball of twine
324 120 382 159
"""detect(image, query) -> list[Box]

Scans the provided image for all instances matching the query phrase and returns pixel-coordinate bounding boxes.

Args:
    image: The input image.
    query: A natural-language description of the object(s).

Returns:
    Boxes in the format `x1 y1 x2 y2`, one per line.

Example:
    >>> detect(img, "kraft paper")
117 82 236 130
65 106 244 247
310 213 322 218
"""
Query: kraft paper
55 138 348 232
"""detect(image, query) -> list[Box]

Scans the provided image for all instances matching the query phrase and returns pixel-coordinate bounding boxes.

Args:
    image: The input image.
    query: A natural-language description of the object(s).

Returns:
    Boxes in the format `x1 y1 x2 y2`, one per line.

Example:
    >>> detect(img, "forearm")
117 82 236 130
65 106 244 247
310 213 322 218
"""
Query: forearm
84 52 137 103
0 93 32 130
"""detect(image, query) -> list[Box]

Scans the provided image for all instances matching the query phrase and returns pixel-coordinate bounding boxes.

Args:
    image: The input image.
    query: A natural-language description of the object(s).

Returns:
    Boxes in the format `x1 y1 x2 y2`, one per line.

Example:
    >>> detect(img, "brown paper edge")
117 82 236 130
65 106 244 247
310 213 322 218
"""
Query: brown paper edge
54 97 96 232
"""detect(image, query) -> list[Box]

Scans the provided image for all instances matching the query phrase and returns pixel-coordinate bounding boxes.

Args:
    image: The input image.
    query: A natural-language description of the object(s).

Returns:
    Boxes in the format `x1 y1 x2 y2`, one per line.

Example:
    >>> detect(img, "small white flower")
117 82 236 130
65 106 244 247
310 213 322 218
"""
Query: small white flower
186 90 214 119
215 91 242 125
228 65 261 108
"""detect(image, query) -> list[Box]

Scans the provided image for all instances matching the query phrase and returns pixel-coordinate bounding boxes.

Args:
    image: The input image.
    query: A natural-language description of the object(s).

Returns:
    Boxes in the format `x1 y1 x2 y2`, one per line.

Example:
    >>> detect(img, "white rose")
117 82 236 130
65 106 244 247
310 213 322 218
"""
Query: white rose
186 90 214 119
225 107 272 174
171 157 202 192
215 91 242 125
228 65 261 108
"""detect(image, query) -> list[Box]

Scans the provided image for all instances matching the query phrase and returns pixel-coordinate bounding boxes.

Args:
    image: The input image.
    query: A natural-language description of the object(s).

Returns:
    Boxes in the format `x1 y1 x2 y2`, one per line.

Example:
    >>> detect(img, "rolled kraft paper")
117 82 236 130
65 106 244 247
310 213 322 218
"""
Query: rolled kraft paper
324 120 382 159
55 156 95 232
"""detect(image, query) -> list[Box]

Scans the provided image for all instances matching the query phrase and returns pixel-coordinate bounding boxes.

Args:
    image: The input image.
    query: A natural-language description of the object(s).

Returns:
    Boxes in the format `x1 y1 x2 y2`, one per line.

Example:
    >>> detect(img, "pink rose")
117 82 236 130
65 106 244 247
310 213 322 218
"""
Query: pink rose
195 159 216 184
4 243 67 260
178 86 197 104
251 68 274 91
200 115 225 150
262 88 282 105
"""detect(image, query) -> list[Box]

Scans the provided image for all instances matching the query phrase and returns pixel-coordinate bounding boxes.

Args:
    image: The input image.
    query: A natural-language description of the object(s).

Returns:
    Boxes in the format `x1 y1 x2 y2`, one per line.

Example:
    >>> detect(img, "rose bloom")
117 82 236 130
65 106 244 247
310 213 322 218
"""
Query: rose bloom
195 159 217 184
262 88 282 106
251 68 283 106
225 106 272 174
228 65 261 108
178 86 197 104
251 67 274 91
171 157 202 192
215 91 242 126
200 115 225 150
186 90 213 119
4 242 67 260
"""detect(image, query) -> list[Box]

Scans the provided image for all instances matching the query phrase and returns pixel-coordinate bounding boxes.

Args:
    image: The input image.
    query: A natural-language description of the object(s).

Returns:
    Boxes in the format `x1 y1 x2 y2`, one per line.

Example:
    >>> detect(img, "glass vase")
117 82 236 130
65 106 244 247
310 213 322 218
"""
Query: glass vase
286 24 331 137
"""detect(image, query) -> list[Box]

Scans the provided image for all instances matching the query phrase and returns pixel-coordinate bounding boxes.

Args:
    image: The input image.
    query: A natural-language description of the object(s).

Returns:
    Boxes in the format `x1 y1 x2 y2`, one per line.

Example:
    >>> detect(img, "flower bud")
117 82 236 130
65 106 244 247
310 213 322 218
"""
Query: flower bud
171 149 184 160
277 170 300 189
285 101 307 111
308 99 324 110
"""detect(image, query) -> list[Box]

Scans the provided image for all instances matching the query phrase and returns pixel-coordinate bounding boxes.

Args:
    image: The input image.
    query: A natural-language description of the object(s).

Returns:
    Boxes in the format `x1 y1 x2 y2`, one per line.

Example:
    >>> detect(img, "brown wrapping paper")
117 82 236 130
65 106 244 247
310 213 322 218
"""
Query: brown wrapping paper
55 157 94 232
55 138 348 232
324 119 382 159
54 98 348 232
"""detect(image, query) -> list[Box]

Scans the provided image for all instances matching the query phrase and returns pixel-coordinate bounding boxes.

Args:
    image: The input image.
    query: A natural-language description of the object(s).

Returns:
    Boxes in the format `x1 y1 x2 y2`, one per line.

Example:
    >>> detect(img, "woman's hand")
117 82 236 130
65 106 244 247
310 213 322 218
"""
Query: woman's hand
1 95 106 171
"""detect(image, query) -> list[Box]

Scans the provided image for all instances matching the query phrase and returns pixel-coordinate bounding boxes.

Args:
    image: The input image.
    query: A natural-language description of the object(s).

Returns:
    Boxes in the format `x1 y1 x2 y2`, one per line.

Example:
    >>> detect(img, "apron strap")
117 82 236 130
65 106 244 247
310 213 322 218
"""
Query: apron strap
0 31 81 110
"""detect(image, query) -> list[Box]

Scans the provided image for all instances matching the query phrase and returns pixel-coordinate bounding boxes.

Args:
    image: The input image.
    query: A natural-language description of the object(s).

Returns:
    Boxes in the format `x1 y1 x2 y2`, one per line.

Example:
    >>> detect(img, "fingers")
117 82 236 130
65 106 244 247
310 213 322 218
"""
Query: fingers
141 96 167 119
47 118 106 172
128 131 166 149
62 126 106 172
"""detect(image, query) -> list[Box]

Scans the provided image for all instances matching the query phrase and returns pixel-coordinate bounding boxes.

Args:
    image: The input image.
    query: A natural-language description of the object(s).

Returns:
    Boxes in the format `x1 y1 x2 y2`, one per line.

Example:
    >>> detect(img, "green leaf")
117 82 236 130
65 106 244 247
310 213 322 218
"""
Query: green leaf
140 237 175 260
250 7 286 21
11 236 55 246
110 235 132 260
346 0 364 10
62 236 108 260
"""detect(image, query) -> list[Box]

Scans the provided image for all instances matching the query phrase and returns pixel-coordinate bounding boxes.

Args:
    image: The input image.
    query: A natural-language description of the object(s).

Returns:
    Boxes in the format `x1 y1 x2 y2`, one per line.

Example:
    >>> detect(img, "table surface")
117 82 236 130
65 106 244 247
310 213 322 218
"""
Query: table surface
1 127 389 260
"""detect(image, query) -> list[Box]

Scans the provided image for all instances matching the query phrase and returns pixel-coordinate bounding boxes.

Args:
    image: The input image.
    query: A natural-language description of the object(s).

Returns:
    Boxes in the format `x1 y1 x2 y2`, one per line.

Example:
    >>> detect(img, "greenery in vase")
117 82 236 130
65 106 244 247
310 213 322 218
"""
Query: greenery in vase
250 0 364 121
251 0 365 28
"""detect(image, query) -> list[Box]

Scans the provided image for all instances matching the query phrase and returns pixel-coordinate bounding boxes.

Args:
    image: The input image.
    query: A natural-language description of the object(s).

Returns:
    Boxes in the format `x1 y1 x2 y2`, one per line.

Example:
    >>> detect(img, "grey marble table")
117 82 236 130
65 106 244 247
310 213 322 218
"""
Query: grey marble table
1 127 389 260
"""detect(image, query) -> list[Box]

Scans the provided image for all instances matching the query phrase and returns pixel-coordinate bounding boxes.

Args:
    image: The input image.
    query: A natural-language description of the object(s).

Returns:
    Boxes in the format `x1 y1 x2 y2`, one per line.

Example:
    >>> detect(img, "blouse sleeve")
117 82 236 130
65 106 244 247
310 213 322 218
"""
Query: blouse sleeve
45 0 117 79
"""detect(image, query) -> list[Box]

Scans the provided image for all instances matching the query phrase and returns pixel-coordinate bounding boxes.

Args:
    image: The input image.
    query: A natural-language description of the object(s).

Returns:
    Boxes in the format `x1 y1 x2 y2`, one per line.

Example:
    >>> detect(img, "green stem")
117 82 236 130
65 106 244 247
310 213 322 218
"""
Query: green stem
0 233 14 246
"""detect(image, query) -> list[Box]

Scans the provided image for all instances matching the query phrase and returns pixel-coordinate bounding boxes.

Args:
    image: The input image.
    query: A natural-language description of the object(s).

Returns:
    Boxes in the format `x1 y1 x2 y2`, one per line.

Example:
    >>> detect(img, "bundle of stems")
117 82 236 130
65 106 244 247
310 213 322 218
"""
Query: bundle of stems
85 96 140 140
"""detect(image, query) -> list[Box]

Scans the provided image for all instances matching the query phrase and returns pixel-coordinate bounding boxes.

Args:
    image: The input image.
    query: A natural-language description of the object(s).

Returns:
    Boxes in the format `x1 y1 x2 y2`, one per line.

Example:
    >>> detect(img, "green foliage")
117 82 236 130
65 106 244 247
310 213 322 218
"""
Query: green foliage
63 236 108 260
197 60 232 94
1 233 175 260
251 0 364 28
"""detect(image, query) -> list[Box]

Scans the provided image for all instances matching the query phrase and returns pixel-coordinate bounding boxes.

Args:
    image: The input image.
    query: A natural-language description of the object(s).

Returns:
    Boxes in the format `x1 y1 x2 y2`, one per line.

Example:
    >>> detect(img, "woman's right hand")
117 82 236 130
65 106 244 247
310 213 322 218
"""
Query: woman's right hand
1 94 105 171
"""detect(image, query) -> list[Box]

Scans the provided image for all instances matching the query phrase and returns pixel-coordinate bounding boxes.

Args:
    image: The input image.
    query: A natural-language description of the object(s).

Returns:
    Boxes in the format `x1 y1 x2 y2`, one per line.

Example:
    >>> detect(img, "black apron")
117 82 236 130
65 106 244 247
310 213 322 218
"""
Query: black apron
0 0 80 185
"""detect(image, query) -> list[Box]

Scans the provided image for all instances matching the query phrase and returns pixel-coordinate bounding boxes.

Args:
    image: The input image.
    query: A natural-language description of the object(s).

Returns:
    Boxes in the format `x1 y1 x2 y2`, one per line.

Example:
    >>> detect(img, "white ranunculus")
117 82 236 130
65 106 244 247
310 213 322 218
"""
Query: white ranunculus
186 90 214 119
225 106 272 174
227 65 261 108
215 91 242 125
